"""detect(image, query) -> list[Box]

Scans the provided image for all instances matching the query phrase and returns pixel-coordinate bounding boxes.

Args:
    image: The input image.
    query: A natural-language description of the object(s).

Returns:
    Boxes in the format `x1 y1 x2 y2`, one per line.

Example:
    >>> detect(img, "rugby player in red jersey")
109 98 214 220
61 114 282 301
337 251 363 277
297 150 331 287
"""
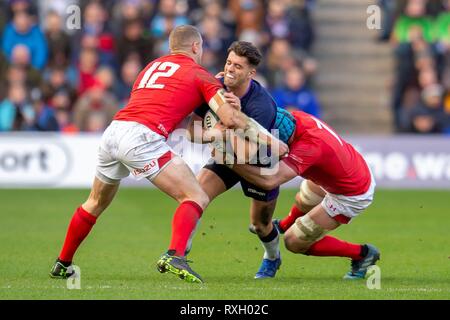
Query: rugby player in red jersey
233 110 380 279
49 25 288 283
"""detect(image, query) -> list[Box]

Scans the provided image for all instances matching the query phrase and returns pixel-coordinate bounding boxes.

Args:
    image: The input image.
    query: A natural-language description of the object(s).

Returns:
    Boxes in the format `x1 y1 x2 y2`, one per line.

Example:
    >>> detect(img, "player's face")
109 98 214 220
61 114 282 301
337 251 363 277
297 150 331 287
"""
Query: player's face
224 51 255 90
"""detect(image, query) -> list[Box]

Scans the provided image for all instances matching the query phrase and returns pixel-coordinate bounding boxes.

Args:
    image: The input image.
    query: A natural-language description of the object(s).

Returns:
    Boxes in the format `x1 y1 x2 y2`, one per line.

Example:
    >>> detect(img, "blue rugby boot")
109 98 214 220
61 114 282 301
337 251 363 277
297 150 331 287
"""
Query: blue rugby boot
254 257 282 279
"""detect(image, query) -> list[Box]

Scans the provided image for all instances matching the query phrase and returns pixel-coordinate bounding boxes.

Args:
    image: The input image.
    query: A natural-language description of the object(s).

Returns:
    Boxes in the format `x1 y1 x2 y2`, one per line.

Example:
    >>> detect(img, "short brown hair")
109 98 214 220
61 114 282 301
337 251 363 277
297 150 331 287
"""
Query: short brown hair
227 41 262 67
169 25 202 51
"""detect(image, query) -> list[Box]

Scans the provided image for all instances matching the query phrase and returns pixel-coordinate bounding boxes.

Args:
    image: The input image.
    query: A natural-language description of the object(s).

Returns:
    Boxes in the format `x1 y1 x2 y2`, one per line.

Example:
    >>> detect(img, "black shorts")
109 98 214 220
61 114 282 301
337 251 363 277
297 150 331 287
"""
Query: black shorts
203 160 279 202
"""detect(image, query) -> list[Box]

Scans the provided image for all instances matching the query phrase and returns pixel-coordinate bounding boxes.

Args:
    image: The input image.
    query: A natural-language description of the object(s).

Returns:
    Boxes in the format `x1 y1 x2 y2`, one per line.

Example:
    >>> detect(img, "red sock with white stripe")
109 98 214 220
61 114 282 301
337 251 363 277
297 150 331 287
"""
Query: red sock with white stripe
58 206 97 263
169 201 203 256
306 235 363 260
279 205 305 232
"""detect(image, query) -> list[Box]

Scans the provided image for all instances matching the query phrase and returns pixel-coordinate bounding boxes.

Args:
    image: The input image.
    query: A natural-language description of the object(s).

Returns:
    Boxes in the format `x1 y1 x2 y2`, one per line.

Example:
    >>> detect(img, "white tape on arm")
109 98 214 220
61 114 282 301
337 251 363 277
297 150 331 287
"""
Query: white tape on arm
208 88 227 113
239 117 276 146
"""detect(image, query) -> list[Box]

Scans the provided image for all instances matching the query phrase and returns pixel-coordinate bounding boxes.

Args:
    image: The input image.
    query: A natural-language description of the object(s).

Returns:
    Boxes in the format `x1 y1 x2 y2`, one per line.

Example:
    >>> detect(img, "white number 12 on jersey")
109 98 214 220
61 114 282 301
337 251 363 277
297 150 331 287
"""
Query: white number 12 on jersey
311 116 343 146
137 62 180 89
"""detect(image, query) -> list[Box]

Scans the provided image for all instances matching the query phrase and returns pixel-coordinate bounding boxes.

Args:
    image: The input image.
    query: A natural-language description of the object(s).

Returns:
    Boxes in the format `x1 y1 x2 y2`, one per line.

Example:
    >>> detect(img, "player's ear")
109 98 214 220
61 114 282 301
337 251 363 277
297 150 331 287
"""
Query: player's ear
192 41 201 54
248 68 256 78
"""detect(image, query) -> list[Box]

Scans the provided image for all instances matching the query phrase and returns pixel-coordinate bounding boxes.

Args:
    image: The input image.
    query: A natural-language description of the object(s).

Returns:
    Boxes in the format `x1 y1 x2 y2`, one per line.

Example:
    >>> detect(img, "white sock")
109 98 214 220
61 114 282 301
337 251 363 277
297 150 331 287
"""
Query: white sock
261 233 280 260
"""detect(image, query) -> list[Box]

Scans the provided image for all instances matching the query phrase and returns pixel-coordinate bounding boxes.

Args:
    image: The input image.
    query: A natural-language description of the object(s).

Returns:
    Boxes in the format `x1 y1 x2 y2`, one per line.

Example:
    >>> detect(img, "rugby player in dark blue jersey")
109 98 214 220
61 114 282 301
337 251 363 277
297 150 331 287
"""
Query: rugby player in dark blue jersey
181 41 289 280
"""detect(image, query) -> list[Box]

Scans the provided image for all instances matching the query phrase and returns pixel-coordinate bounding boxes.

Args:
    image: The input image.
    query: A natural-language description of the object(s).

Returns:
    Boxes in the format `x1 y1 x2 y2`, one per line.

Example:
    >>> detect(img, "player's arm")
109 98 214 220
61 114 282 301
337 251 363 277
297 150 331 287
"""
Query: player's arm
231 160 298 190
219 92 259 162
208 89 289 157
186 113 221 144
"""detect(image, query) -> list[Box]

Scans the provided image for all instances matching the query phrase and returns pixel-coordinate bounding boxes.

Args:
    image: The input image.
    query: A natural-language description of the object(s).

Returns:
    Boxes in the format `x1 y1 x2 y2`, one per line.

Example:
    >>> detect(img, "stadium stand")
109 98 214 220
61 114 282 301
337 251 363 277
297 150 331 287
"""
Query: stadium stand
0 0 449 134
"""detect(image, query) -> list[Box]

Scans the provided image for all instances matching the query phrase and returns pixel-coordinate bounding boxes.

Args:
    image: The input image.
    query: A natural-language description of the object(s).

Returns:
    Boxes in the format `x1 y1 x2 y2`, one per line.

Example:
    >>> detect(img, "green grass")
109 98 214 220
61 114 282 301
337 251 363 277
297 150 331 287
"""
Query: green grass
0 188 449 299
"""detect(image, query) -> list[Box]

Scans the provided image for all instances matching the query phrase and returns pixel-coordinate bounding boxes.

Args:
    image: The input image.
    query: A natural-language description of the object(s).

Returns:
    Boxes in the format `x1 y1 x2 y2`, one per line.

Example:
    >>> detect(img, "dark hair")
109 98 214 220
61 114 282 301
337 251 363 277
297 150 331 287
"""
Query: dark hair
227 41 262 67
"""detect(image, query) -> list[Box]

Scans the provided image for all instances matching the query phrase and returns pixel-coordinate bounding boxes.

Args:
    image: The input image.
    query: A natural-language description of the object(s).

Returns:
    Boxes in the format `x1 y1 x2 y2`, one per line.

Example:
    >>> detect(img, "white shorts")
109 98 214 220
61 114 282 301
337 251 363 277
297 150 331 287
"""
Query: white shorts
96 120 174 184
321 172 376 224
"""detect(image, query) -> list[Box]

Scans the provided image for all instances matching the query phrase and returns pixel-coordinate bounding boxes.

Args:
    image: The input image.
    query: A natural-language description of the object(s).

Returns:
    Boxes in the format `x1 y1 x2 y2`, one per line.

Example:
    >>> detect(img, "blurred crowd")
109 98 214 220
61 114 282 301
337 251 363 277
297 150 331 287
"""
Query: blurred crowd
0 0 320 133
380 0 450 134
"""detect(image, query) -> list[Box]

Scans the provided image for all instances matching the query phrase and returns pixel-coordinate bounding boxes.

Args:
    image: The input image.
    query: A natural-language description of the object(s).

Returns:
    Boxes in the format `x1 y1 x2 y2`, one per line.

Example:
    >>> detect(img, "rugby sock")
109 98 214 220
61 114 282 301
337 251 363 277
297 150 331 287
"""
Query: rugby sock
184 219 202 256
306 235 363 260
259 224 280 260
279 205 305 232
169 201 203 257
59 206 97 262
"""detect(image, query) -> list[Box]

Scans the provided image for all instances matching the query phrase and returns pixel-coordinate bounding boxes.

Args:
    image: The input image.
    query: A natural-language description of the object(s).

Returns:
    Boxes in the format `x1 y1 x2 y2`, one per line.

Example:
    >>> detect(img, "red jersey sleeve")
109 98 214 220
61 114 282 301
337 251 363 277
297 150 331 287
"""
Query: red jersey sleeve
282 140 322 176
194 67 223 103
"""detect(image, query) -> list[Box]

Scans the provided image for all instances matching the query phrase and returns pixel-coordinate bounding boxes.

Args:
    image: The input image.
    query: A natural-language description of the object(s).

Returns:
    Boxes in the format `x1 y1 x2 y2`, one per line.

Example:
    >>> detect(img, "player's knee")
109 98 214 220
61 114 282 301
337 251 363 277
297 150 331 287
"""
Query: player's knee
283 232 309 254
285 215 327 253
294 192 303 210
296 180 323 210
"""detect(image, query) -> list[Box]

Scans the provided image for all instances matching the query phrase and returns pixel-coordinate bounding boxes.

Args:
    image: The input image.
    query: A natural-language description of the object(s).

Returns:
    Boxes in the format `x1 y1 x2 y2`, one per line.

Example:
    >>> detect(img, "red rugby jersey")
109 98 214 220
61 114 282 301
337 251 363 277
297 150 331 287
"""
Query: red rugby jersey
282 111 371 196
114 54 222 138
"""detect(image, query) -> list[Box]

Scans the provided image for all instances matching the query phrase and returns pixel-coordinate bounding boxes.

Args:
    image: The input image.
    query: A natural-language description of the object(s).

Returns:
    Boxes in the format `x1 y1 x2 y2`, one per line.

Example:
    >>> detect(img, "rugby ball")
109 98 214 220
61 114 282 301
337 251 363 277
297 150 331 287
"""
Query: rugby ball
203 109 230 158
203 109 220 129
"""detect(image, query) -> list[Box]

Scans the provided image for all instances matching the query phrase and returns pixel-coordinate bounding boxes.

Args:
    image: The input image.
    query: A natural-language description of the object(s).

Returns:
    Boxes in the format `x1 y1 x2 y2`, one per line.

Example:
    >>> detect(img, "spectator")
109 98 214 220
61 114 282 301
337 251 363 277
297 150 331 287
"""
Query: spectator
85 110 109 132
116 17 154 67
6 0 37 21
271 66 321 117
1 9 48 70
27 88 59 131
42 66 77 108
150 0 190 55
95 65 117 94
286 0 315 51
263 37 298 88
76 47 99 95
403 84 447 133
0 82 34 131
265 0 290 40
435 0 450 45
391 0 434 44
198 16 232 73
54 107 78 134
0 45 43 99
0 0 320 132
0 52 9 100
117 57 141 106
229 0 264 38
44 10 71 68
0 1 7 33
73 2 116 68
190 0 235 29
378 0 398 42
72 81 118 131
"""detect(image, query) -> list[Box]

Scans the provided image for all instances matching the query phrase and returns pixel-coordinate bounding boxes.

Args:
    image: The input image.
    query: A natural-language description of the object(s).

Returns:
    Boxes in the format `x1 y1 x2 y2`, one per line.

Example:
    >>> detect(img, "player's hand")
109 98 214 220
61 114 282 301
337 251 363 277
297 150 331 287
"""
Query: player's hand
215 71 224 79
276 141 289 159
203 121 228 143
223 92 241 110
211 142 235 168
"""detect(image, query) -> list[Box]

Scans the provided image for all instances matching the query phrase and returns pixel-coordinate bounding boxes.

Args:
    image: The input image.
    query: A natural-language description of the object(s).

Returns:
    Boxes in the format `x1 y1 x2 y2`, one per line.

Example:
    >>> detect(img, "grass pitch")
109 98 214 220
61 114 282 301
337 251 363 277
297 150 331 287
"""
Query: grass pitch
0 188 448 300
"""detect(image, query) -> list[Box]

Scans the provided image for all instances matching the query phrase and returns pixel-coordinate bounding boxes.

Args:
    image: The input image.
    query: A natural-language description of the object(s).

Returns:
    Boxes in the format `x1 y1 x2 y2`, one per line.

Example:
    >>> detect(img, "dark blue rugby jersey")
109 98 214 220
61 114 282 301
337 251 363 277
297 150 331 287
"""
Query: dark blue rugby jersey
194 79 278 130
